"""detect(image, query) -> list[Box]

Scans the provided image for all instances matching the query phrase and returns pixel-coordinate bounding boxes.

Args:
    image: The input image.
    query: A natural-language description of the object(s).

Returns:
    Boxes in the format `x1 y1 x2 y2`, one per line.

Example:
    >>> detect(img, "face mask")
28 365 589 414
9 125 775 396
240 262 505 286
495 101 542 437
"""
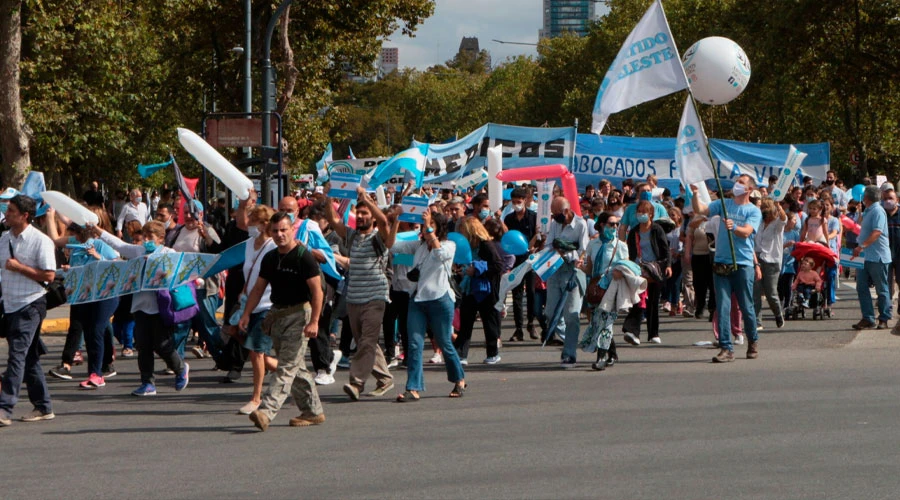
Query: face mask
552 212 567 224
636 214 650 225
806 196 816 203
849 207 857 213
143 241 158 253
513 203 524 213
732 183 748 197
287 213 296 224
884 200 897 211
613 208 624 218
825 180 834 186
479 209 491 220
134 197 142 204
248 226 261 239
639 191 653 202
602 226 617 242
0 203 7 214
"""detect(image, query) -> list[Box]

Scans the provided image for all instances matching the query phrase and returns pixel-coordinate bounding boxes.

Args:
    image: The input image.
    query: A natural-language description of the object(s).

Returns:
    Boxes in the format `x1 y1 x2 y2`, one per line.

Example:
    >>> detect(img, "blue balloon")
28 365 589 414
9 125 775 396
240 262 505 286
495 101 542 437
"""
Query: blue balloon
502 188 513 201
850 184 865 202
447 232 472 265
395 230 419 242
500 230 529 256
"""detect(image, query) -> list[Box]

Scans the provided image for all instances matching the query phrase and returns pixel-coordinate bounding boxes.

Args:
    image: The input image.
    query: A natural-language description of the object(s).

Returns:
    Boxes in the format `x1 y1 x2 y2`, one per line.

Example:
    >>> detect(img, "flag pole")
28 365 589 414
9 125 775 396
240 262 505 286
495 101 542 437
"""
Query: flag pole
687 91 738 269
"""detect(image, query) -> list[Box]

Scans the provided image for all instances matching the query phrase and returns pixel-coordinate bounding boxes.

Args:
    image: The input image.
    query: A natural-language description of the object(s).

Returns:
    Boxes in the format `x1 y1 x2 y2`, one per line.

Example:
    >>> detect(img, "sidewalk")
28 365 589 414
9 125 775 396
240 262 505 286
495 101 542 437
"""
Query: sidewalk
40 304 225 335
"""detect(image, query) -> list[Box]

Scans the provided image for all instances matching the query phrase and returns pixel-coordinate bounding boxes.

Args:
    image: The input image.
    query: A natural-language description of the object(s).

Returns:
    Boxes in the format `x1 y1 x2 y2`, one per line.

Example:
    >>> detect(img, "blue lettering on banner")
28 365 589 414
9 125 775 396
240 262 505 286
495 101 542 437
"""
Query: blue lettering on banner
615 33 677 81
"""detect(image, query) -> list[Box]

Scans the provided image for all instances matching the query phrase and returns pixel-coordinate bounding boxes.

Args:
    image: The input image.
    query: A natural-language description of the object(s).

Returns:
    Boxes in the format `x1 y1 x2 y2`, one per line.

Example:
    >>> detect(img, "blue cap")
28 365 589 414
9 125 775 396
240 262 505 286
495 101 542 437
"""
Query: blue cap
0 187 20 200
191 199 204 214
34 202 49 217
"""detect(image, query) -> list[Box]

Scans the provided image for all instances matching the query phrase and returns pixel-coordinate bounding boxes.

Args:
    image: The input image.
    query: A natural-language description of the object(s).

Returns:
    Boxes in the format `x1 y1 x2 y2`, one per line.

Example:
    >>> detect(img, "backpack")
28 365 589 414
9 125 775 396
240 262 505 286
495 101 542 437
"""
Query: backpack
348 230 393 282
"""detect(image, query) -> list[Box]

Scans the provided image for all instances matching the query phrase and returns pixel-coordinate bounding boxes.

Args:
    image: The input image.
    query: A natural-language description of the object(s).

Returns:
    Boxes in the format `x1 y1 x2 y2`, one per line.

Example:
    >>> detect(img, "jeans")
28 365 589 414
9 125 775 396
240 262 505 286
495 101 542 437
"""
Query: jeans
405 293 464 392
113 320 134 350
545 265 585 361
382 289 410 359
754 261 783 323
454 294 501 360
192 290 224 363
79 297 120 376
856 260 891 323
713 265 758 352
664 260 683 306
134 312 185 385
778 272 795 312
0 297 51 417
61 306 84 365
511 270 535 334
823 264 837 306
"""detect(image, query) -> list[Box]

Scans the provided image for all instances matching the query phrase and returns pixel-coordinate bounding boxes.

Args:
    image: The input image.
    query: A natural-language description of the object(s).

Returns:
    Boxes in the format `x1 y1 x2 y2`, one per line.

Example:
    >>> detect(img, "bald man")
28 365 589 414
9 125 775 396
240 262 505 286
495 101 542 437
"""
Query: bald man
542 196 589 368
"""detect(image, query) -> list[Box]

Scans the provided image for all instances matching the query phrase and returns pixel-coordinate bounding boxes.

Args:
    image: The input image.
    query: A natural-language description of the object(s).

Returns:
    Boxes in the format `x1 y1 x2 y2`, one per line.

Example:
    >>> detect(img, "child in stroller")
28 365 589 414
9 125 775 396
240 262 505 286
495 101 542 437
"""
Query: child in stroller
792 257 823 308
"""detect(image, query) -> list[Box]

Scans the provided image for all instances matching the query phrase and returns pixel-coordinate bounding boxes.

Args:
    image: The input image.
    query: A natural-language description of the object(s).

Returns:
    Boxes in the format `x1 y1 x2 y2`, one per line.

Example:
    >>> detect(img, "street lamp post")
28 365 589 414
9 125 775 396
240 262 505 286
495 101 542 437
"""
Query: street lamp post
260 0 293 206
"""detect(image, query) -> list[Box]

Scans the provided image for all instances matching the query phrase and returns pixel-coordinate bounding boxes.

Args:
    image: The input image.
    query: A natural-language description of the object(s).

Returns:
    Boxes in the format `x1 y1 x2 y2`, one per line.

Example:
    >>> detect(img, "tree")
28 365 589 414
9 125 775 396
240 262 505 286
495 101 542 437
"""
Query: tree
0 0 31 187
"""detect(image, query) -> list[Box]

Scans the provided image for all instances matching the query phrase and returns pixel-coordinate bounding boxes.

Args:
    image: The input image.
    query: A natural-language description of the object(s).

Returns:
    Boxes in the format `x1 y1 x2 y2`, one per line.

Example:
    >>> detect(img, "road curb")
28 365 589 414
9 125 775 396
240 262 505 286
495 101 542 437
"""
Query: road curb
41 312 227 336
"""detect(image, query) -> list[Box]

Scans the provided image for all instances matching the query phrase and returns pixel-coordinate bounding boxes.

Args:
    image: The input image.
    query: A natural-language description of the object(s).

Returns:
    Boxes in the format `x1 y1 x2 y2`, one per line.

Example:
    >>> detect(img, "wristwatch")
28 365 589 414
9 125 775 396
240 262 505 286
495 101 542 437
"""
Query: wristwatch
426 227 434 234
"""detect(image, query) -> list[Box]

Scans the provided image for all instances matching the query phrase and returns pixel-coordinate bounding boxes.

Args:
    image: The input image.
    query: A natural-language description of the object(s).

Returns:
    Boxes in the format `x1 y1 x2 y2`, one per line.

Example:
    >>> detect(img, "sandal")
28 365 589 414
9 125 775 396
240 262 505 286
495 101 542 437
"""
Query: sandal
449 382 467 398
396 390 420 403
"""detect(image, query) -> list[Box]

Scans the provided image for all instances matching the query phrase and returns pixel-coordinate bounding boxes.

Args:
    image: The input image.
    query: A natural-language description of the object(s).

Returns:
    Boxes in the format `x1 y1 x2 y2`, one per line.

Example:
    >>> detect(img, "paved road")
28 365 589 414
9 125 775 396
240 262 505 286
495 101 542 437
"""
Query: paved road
3 286 900 499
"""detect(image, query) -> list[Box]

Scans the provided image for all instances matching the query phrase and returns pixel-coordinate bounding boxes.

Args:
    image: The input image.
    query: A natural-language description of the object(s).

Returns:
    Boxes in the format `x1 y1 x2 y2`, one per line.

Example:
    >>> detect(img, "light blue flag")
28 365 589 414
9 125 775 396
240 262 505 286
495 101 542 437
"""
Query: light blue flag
137 158 174 178
348 146 356 160
296 220 343 282
366 144 428 189
21 171 46 201
315 143 333 185
204 241 247 277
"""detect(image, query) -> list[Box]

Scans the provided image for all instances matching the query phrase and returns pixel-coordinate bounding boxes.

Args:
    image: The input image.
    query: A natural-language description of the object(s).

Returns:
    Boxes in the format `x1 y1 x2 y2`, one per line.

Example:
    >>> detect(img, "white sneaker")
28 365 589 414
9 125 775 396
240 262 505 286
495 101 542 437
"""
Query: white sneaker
483 355 501 365
314 370 335 386
649 337 662 344
328 349 341 376
429 352 444 364
386 357 400 369
623 332 641 346
459 358 468 366
734 335 745 345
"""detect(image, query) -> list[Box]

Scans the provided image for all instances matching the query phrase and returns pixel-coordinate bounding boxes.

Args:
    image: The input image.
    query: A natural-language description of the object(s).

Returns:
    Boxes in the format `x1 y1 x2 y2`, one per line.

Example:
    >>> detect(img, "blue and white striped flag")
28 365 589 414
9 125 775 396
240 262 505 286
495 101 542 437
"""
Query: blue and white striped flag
365 144 429 189
315 143 333 185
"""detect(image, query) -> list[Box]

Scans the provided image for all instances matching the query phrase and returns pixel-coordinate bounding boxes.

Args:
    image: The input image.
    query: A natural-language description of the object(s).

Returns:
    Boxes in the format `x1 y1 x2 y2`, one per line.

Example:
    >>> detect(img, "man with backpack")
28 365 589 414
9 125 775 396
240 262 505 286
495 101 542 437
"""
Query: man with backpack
325 187 397 401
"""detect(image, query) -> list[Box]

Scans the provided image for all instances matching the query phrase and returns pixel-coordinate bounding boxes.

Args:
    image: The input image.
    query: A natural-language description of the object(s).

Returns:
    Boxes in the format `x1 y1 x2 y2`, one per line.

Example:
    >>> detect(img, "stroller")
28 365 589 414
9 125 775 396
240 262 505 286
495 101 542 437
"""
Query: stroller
785 242 837 320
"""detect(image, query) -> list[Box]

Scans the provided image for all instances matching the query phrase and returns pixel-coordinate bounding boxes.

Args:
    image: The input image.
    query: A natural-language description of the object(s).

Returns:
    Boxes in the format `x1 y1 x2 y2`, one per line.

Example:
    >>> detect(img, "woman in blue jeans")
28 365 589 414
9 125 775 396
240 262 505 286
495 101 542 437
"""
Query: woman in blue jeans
394 210 466 401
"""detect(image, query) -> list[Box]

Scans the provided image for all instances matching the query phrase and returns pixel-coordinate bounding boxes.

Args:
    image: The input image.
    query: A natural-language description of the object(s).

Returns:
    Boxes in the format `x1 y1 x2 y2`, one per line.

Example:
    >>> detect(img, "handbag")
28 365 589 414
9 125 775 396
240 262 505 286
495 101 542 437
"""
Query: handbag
444 260 463 302
157 282 200 326
586 240 619 306
712 262 738 276
228 239 271 326
635 231 664 283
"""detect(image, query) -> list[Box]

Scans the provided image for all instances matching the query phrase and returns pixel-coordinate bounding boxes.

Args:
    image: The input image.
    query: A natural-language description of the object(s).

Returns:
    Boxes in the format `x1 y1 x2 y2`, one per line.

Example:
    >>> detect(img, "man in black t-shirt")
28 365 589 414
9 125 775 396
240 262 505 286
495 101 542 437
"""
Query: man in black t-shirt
502 188 538 341
239 211 325 431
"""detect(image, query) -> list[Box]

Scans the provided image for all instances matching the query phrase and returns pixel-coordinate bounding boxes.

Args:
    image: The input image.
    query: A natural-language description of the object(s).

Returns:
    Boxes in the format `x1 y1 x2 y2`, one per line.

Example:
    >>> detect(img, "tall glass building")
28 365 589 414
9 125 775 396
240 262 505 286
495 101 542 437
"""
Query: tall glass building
539 0 606 39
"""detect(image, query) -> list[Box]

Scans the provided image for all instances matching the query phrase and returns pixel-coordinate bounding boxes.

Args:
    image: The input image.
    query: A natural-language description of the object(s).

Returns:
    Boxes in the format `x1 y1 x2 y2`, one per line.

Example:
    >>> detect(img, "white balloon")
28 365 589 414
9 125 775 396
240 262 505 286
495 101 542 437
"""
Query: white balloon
682 36 751 105
177 128 254 200
487 145 503 213
41 191 99 227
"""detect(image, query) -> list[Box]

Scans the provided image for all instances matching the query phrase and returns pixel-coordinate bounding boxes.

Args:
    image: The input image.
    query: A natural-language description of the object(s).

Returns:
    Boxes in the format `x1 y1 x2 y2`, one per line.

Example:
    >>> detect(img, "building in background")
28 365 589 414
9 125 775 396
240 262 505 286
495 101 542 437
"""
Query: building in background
377 47 399 79
456 37 491 71
539 0 606 39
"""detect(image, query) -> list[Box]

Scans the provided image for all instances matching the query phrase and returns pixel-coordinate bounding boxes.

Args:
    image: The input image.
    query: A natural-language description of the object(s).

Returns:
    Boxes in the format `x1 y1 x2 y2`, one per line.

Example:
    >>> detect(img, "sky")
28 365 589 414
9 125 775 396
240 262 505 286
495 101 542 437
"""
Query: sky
386 0 543 70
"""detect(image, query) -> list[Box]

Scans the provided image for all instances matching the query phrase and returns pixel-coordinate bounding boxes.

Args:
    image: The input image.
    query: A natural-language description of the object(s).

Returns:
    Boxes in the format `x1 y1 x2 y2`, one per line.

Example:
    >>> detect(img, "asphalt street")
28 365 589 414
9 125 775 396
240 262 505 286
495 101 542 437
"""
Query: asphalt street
2 284 900 500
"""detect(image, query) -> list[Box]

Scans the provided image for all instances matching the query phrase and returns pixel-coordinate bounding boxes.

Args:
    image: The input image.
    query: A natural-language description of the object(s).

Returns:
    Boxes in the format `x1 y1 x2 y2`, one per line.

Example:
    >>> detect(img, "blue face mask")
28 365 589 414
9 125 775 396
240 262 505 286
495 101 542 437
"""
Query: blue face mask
288 213 296 224
636 214 650 224
639 191 653 202
479 208 491 220
143 241 158 253
0 203 6 214
601 226 616 242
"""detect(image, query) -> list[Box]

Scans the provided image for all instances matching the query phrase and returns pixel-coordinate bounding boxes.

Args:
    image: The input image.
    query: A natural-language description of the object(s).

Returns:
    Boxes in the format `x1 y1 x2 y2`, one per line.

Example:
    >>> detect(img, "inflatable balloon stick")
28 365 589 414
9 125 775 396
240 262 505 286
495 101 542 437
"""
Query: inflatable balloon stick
487 145 503 213
840 215 860 236
560 173 582 216
41 191 99 227
495 165 581 217
177 128 254 200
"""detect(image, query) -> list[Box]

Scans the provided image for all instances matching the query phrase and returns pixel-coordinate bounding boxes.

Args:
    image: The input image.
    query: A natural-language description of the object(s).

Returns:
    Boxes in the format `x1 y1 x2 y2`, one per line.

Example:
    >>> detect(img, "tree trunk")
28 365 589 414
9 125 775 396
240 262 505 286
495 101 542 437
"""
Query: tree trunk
0 0 31 188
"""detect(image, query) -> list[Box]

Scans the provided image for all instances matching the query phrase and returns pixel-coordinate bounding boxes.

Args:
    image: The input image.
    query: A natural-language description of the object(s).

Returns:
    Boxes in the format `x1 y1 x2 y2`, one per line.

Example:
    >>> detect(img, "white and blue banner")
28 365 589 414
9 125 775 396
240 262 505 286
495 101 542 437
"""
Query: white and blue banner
398 196 430 224
572 134 830 193
328 172 362 200
411 123 577 184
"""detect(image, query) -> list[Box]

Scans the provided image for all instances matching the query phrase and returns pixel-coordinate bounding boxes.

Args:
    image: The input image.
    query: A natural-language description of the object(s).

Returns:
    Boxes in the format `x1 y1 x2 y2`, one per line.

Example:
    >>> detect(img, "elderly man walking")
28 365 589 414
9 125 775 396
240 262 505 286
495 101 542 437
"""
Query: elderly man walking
853 186 892 330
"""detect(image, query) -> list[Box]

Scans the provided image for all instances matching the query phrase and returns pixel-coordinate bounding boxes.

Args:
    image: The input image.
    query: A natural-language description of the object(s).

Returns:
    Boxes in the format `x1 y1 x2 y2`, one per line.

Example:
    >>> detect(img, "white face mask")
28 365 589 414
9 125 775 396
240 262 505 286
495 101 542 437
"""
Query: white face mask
613 208 624 218
248 226 261 239
513 203 524 212
732 183 748 197
134 196 142 204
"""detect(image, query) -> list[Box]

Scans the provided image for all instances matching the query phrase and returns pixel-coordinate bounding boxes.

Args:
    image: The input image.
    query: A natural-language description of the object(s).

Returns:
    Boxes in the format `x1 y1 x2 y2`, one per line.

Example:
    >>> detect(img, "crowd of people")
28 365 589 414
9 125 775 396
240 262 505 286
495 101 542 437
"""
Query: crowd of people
0 169 897 430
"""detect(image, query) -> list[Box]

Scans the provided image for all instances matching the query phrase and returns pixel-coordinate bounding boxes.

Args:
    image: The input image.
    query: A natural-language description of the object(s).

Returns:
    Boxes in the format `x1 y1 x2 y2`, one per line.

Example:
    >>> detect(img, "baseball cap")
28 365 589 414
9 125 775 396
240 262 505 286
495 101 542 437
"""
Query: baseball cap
0 187 21 200
881 182 895 192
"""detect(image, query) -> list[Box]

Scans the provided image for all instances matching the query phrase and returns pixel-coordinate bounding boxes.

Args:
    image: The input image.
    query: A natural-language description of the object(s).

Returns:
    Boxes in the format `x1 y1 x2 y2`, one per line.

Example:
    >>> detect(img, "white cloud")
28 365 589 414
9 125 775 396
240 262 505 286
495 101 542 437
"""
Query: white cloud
386 0 542 70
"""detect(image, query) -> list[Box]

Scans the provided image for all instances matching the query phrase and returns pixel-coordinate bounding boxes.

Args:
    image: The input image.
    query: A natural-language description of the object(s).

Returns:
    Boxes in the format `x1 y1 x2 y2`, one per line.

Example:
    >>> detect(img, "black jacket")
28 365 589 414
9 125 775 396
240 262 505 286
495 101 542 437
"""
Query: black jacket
627 222 670 272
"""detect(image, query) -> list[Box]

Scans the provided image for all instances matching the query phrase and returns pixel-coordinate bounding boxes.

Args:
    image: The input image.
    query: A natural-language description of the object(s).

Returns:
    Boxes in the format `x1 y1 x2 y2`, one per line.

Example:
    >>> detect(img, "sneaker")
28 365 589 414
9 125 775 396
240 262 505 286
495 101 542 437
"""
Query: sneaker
102 365 117 378
238 401 260 415
343 383 361 401
757 325 764 331
79 373 106 390
649 337 662 344
289 413 326 427
337 356 350 369
747 341 759 359
712 349 734 363
122 348 135 358
428 352 444 365
367 382 394 397
314 370 335 386
683 310 694 318
386 357 400 369
329 350 342 375
20 410 55 422
734 335 744 345
132 383 157 396
249 410 270 432
876 320 889 330
852 319 876 330
528 325 539 340
802 300 810 308
776 316 785 329
175 363 190 391
662 301 671 312
483 355 502 365
190 346 205 359
677 304 684 315
623 332 640 346
157 368 176 376
49 364 73 380
459 358 468 366
892 323 900 337
221 370 241 383
0 413 11 426
560 356 576 369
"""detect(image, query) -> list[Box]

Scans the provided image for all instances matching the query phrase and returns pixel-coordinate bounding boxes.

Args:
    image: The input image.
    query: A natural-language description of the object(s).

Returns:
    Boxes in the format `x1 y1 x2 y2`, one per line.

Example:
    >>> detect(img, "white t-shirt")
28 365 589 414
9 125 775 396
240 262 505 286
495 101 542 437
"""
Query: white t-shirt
244 237 276 313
